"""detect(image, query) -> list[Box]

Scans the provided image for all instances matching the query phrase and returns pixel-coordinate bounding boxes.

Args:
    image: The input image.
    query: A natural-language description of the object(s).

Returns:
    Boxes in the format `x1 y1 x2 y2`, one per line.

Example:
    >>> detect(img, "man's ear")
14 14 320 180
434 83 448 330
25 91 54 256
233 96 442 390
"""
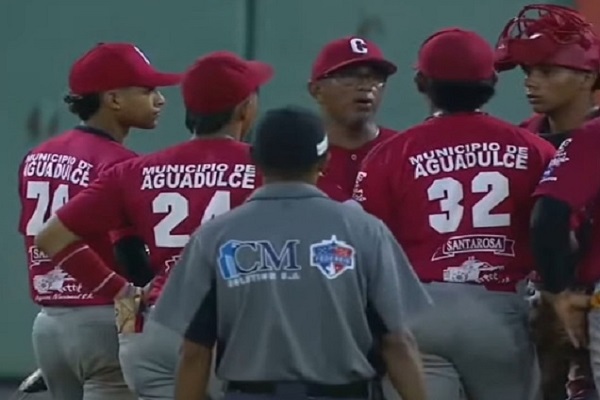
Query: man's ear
102 90 122 111
414 72 428 94
583 71 599 91
237 96 250 115
308 81 323 103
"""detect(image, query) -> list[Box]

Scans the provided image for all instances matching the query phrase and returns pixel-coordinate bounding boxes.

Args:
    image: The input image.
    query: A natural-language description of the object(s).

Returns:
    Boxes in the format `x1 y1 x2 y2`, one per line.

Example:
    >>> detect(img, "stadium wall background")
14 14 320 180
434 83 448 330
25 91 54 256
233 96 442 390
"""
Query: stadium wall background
0 0 572 378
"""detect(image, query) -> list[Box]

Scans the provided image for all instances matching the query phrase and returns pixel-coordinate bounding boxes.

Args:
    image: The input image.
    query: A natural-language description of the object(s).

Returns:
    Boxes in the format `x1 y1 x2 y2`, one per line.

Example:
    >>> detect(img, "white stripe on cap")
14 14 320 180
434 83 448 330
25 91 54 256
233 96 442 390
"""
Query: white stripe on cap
316 135 329 156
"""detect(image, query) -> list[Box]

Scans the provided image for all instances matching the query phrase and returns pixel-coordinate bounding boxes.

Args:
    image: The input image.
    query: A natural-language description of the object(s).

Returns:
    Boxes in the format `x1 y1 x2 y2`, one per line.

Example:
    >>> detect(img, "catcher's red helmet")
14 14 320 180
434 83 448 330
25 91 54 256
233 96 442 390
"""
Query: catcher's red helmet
494 4 600 73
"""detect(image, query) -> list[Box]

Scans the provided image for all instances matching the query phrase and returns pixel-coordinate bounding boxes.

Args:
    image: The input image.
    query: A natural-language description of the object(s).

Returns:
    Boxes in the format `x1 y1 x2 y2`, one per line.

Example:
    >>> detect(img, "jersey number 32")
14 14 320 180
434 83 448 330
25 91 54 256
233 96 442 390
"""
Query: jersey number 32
152 191 231 248
427 171 510 234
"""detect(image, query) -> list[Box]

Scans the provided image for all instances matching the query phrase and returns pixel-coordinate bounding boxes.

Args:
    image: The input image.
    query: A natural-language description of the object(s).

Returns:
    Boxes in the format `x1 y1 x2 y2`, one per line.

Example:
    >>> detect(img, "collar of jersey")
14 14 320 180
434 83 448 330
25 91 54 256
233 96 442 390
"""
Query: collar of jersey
430 109 483 119
74 125 117 142
246 182 328 202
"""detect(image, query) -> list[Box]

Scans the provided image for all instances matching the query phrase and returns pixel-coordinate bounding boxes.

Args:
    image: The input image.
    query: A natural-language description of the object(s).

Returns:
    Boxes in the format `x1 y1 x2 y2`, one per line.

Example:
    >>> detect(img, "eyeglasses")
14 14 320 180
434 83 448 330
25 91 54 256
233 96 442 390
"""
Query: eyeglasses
323 71 387 88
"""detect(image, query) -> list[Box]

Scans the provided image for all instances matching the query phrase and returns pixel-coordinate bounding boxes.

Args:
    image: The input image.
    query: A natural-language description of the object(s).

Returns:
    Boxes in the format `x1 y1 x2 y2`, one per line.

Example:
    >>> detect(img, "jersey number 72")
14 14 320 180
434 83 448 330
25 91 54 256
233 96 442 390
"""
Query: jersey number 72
152 191 231 248
427 171 510 234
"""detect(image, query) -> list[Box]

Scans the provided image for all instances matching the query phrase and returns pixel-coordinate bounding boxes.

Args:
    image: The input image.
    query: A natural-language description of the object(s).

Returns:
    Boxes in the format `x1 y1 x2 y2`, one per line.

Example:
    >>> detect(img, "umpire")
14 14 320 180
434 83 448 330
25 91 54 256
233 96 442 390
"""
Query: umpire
151 106 431 400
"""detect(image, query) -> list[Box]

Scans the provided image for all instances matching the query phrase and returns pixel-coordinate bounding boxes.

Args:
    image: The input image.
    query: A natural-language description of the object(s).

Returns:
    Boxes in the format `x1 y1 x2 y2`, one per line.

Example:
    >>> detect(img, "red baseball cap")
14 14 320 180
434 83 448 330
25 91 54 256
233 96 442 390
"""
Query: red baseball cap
416 28 496 81
311 36 397 81
69 43 181 95
182 51 274 115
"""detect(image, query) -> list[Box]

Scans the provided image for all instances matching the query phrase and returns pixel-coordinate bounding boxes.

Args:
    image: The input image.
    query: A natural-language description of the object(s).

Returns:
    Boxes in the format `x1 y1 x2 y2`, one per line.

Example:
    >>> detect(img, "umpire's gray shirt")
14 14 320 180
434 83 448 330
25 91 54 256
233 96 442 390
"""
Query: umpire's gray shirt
152 183 432 384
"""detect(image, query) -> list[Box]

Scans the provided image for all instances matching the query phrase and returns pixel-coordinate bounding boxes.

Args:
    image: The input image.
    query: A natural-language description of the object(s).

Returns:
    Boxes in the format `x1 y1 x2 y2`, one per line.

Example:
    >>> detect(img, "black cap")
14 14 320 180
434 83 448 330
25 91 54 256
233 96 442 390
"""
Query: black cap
251 106 329 170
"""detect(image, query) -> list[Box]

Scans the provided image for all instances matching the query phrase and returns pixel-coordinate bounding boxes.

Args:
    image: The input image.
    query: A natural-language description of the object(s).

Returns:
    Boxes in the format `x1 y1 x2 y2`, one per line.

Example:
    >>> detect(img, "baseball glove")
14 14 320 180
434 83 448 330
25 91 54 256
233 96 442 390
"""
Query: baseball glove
529 290 592 400
114 286 145 334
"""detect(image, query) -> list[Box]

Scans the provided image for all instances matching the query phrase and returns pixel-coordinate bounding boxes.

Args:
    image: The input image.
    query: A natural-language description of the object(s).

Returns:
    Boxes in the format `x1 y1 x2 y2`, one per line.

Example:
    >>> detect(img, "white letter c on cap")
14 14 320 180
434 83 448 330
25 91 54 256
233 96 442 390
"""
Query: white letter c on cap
349 38 368 54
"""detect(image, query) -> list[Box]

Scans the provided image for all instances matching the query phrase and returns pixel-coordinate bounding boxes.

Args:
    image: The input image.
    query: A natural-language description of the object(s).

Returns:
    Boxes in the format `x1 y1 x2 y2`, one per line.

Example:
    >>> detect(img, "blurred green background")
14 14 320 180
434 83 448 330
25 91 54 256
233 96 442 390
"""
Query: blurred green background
0 0 571 378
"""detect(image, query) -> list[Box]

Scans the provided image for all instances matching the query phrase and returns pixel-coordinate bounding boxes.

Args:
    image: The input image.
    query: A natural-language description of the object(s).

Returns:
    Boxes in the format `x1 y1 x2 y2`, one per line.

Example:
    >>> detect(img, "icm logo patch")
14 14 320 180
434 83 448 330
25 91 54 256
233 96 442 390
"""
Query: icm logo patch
217 240 301 287
310 235 356 279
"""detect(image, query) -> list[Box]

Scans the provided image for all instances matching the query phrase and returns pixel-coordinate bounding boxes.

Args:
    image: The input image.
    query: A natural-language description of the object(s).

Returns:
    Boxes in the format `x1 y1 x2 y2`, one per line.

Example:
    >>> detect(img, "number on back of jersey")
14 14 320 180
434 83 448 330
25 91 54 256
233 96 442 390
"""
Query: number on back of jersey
427 171 510 234
25 182 70 236
152 190 232 248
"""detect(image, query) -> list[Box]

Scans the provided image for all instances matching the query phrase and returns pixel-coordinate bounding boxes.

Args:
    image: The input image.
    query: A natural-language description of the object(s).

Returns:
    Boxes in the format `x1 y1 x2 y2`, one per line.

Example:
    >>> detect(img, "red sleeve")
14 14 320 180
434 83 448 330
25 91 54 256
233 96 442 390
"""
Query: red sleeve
109 228 138 243
352 142 394 222
56 165 129 238
534 121 600 209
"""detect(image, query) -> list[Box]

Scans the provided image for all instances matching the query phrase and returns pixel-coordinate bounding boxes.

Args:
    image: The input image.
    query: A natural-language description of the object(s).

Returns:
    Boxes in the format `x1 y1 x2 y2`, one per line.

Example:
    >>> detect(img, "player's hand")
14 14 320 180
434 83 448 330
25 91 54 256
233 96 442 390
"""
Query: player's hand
547 290 591 349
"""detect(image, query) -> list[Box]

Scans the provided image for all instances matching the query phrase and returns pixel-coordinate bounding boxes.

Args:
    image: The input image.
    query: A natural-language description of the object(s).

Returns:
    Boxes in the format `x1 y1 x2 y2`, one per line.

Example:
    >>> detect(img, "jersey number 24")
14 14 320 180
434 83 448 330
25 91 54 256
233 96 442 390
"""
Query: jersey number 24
152 191 231 248
427 171 510 234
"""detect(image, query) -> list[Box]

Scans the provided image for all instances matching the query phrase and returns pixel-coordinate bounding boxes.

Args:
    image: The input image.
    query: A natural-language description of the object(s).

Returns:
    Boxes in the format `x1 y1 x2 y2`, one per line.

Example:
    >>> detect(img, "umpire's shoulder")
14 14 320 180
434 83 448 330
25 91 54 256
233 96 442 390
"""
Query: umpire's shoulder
321 197 388 237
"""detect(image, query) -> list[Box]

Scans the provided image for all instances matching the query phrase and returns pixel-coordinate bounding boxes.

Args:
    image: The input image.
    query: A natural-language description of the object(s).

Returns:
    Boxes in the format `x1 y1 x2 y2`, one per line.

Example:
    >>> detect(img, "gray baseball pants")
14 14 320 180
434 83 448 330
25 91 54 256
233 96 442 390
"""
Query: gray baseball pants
31 305 135 400
223 394 364 400
387 282 538 400
119 313 223 400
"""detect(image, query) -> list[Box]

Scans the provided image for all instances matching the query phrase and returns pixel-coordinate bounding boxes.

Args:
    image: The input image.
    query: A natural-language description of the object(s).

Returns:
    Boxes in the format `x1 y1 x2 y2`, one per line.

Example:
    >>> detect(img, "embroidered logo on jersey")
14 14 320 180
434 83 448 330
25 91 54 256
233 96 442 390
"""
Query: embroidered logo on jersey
28 246 51 267
539 138 572 184
431 234 515 261
217 240 301 287
409 143 529 179
352 172 367 202
443 257 508 284
310 235 355 279
164 255 180 275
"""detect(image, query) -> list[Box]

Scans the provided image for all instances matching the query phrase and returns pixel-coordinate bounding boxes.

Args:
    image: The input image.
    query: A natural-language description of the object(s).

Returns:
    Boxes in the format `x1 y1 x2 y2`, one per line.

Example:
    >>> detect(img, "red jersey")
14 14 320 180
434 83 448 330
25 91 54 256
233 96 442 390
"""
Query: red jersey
353 113 556 291
318 127 396 197
534 118 600 284
55 138 259 305
520 110 600 148
18 126 137 307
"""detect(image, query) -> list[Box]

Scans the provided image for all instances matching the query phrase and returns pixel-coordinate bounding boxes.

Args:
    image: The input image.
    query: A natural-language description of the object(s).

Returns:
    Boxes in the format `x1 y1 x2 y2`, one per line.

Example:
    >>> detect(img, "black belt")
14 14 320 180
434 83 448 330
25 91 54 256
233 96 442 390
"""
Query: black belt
227 381 370 398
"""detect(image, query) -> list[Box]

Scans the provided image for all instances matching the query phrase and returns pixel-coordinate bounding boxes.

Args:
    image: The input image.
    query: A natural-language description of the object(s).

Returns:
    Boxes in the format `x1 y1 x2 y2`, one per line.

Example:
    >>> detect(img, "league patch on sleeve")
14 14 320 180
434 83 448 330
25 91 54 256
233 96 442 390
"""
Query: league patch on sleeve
539 138 572 183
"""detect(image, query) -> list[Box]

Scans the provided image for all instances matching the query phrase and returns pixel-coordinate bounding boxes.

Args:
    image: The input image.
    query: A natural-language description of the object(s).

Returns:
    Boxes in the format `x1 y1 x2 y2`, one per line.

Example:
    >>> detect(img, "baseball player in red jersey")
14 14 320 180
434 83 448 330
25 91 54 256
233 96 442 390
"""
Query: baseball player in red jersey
495 4 600 148
34 51 271 400
308 36 398 197
531 118 600 398
18 42 180 400
495 6 600 399
353 28 556 400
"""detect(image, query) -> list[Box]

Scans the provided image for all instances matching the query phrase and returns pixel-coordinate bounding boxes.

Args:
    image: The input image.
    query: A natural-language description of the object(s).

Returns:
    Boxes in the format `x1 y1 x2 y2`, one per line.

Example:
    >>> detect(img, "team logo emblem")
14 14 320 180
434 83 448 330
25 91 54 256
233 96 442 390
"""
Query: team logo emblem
310 235 355 279
349 38 368 54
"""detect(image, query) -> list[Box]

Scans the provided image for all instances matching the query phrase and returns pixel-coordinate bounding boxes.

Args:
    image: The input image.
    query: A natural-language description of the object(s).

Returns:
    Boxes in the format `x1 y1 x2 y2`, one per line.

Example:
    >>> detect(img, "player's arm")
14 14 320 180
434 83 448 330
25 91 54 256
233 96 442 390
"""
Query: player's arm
531 126 600 294
176 280 216 400
366 221 431 400
152 226 216 336
176 338 213 400
34 167 131 298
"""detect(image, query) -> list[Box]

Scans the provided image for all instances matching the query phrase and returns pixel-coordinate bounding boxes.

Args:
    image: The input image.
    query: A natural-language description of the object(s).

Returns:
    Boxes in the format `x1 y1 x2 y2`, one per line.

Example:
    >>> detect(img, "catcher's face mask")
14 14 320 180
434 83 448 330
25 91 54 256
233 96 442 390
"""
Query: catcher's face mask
494 4 600 73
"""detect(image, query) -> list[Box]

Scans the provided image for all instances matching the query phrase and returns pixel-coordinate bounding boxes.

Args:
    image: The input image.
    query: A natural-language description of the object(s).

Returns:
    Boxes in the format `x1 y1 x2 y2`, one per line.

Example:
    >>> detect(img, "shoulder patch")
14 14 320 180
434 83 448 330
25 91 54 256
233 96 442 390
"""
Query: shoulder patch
310 235 356 279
